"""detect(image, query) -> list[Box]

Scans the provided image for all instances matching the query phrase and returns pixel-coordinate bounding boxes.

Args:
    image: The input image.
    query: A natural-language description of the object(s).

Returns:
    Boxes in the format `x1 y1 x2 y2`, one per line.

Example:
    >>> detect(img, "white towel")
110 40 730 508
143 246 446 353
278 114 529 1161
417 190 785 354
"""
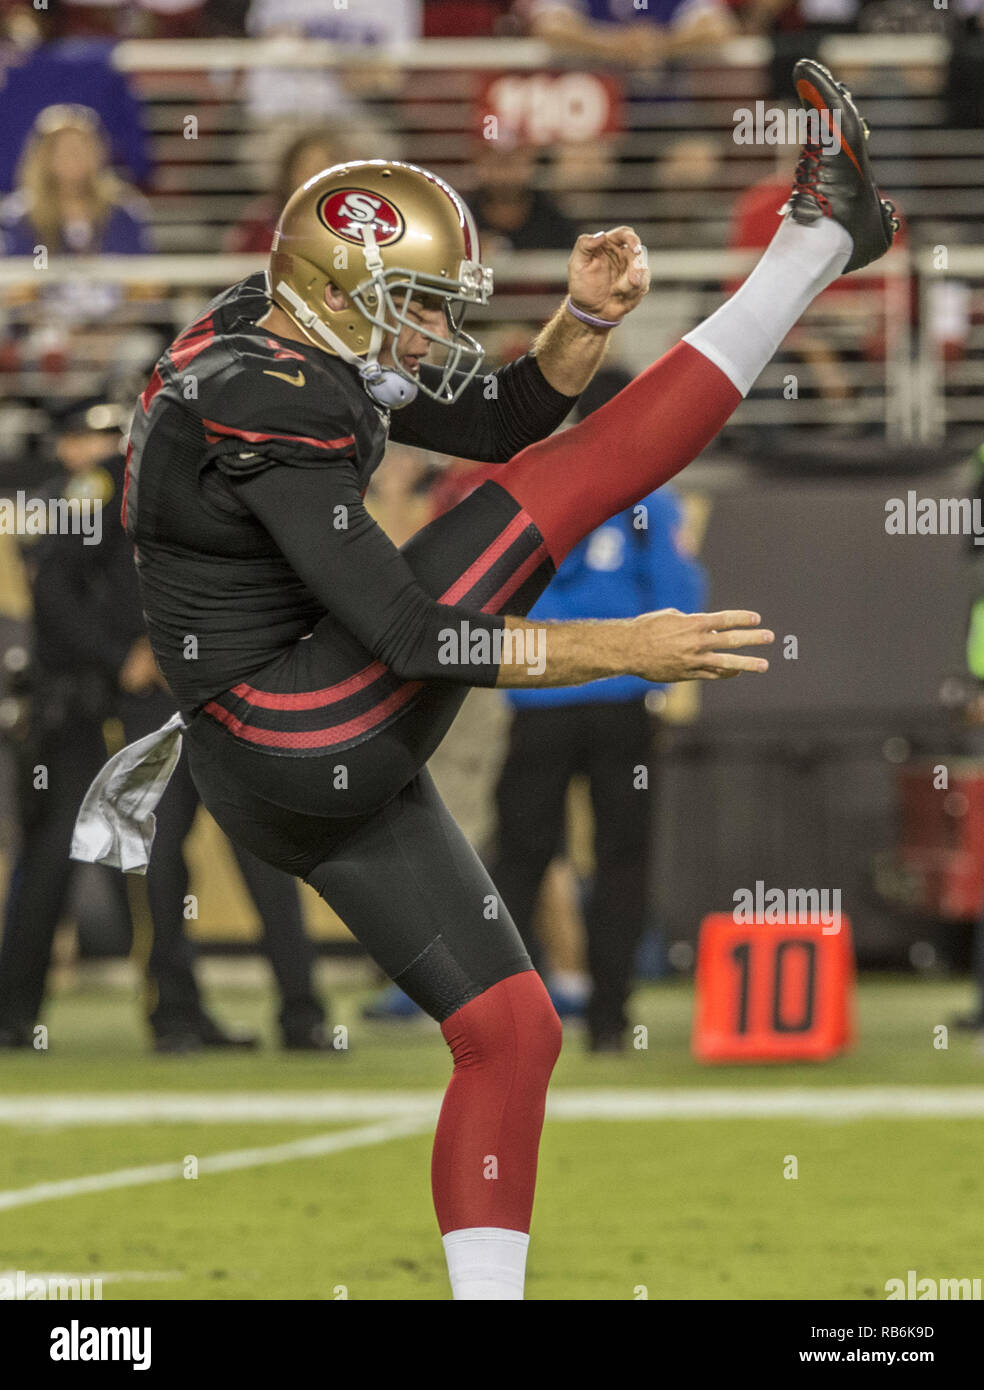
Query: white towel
70 711 186 875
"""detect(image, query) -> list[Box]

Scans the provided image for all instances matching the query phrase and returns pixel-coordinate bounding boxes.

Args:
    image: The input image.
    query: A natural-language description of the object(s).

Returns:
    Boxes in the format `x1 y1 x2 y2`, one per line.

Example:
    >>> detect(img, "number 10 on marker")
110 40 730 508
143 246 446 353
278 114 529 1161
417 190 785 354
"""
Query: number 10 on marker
692 915 855 1063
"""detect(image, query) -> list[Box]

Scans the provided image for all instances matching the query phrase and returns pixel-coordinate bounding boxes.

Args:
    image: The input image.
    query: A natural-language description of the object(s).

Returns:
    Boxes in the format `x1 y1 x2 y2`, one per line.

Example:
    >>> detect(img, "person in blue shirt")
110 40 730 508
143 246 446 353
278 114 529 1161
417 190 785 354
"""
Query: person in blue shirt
0 103 150 257
525 0 735 66
487 419 706 1050
0 39 149 194
0 104 152 373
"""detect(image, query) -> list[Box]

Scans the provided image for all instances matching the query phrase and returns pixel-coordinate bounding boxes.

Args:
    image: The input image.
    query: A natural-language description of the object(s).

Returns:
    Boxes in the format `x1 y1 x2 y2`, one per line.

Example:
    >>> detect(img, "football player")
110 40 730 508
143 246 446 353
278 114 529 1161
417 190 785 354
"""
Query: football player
76 62 896 1299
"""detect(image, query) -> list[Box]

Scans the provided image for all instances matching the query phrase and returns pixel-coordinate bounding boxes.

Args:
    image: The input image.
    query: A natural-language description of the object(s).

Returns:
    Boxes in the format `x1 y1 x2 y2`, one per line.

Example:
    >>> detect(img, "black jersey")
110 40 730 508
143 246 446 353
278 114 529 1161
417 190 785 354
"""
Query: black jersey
124 275 575 717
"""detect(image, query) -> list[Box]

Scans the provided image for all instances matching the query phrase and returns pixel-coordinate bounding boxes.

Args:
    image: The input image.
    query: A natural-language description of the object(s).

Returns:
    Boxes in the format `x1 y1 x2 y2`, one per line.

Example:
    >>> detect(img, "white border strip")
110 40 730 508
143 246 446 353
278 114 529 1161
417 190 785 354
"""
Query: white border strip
2 1087 984 1127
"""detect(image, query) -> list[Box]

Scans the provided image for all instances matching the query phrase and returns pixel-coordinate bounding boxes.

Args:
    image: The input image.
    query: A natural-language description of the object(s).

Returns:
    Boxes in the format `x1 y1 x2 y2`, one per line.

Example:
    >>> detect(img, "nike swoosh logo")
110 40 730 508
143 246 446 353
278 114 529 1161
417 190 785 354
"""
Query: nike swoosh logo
263 368 306 387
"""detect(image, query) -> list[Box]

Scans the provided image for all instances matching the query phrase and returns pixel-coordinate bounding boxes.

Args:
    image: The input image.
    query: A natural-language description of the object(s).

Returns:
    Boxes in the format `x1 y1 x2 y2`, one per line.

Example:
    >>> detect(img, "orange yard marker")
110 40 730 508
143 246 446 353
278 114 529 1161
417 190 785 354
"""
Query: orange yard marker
693 913 855 1063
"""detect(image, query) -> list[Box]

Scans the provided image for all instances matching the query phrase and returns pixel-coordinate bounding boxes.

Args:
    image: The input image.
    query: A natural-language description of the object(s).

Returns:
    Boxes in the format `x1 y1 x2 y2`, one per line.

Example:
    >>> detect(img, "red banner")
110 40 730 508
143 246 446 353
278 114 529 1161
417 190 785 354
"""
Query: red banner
475 70 623 146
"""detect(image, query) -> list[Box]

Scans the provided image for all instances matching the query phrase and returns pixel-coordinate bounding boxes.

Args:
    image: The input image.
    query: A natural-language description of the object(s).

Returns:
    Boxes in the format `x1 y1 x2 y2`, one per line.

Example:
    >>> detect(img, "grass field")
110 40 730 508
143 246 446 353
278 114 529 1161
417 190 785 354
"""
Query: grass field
1 974 982 1301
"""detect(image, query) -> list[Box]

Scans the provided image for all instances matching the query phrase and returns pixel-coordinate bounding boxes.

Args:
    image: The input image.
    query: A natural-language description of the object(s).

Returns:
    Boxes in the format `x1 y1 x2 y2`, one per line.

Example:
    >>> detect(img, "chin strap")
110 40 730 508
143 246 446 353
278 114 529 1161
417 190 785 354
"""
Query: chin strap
274 271 418 410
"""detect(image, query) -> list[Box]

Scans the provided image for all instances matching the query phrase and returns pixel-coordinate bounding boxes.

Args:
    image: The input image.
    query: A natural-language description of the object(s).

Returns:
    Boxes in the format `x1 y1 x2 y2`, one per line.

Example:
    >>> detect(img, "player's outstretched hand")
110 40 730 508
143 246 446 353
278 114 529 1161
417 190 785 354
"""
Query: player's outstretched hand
567 226 650 324
630 609 774 683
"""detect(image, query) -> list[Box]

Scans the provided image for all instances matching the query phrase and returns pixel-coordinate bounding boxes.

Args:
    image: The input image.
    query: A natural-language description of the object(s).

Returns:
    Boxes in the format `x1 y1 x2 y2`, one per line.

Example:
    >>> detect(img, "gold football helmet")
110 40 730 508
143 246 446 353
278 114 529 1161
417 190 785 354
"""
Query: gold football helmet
268 159 494 407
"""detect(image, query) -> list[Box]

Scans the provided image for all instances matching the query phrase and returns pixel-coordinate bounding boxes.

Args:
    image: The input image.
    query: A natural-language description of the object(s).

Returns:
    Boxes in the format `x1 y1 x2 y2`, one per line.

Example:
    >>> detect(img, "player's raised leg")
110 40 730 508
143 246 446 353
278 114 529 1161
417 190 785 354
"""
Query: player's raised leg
491 61 898 567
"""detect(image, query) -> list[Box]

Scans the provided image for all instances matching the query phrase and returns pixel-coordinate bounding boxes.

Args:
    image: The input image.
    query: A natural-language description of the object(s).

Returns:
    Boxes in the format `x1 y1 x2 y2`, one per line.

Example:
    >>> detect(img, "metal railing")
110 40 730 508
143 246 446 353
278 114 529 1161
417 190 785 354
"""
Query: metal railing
915 245 984 448
0 246 926 441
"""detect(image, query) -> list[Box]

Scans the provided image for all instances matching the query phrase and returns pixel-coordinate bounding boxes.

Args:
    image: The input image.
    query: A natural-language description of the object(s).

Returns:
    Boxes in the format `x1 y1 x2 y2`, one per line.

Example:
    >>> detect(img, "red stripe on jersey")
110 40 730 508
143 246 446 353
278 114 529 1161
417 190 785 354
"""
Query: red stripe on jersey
265 338 306 362
480 543 549 614
169 316 215 373
203 680 421 748
120 440 134 528
139 367 164 413
439 510 533 604
226 509 533 712
230 660 388 711
202 419 356 453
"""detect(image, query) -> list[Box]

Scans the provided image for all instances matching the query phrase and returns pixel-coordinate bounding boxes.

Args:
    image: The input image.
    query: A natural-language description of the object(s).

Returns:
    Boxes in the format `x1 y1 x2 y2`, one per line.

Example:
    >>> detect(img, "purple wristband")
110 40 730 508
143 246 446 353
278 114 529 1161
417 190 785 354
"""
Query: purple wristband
565 296 621 331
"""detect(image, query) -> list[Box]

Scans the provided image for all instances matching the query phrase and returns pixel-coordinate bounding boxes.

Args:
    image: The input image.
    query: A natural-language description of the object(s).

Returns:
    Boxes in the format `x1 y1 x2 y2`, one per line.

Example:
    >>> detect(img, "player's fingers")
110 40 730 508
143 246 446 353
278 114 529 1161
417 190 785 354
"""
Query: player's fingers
570 231 609 263
703 652 771 674
705 627 774 650
692 668 743 681
701 610 762 630
602 225 642 249
587 227 643 265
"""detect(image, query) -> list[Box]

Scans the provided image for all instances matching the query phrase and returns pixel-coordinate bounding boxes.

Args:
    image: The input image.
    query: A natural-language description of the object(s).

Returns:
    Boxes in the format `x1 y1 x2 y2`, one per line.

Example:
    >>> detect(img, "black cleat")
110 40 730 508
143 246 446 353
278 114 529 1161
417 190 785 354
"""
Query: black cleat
952 1012 984 1033
788 59 899 274
152 1021 260 1054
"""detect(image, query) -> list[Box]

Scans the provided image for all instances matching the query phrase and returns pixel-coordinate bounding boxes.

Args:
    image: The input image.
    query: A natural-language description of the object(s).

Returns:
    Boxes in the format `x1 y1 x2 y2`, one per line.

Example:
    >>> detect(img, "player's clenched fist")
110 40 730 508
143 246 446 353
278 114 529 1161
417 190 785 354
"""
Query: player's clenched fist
628 609 774 683
567 226 650 324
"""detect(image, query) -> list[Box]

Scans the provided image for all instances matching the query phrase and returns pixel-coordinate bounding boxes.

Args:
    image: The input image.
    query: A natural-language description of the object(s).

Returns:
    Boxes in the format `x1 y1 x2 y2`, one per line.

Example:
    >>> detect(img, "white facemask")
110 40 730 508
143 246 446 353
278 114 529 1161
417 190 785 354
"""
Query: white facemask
274 280 419 410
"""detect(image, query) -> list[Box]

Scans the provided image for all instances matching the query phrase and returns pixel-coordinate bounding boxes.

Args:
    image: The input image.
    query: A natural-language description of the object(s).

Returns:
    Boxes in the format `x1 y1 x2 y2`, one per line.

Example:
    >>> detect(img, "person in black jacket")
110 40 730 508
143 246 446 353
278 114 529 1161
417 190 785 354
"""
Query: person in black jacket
0 397 331 1052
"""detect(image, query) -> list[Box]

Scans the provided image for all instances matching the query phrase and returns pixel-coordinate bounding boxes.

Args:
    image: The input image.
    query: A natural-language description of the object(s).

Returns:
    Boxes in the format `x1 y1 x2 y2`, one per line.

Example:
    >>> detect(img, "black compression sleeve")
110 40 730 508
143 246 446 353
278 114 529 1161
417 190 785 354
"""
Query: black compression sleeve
389 352 577 463
227 458 506 685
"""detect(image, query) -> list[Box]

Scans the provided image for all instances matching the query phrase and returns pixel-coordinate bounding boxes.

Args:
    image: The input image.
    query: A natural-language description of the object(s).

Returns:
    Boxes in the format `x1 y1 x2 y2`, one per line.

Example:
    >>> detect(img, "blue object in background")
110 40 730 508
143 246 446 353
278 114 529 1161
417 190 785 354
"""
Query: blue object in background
506 486 707 709
0 41 150 192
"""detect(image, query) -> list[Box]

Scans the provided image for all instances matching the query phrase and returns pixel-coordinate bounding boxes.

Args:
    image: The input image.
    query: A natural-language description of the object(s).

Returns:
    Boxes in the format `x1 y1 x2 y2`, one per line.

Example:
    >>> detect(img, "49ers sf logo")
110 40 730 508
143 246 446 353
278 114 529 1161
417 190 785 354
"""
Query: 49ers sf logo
317 188 405 246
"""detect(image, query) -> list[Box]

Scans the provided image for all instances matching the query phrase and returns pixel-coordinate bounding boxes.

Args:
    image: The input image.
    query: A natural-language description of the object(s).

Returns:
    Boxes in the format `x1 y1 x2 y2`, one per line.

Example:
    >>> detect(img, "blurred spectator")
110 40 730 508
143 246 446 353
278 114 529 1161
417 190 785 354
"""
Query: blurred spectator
5 0 245 40
424 0 515 35
656 133 723 190
0 32 149 192
0 104 149 257
0 397 332 1053
225 128 347 254
725 0 940 32
948 1 984 129
243 0 420 148
0 105 153 379
472 139 576 253
723 0 793 31
521 0 736 65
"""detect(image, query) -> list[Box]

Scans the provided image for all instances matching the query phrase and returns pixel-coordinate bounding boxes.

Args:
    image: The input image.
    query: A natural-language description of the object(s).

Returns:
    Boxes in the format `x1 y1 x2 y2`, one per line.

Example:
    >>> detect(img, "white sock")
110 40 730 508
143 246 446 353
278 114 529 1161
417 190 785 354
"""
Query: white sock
683 213 853 397
442 1227 529 1300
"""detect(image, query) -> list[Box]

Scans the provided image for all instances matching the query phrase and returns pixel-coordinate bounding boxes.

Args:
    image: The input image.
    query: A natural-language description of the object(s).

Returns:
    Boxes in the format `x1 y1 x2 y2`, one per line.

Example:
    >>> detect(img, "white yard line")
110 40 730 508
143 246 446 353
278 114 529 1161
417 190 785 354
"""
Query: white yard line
0 1092 441 1126
0 1088 981 1213
1 1086 984 1127
0 1115 433 1212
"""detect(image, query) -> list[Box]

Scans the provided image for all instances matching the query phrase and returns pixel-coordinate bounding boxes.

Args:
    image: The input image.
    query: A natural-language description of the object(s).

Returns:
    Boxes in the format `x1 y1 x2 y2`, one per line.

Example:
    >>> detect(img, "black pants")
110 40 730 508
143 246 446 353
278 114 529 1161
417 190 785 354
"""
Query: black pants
183 482 553 1023
0 685 321 1038
486 701 654 1043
